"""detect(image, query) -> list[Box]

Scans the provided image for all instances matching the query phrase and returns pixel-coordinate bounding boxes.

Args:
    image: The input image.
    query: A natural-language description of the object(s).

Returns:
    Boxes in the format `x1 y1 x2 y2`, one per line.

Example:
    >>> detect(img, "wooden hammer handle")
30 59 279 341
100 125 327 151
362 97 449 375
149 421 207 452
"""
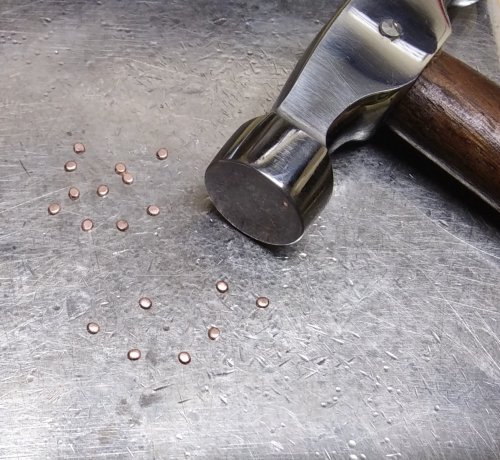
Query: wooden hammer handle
387 51 500 212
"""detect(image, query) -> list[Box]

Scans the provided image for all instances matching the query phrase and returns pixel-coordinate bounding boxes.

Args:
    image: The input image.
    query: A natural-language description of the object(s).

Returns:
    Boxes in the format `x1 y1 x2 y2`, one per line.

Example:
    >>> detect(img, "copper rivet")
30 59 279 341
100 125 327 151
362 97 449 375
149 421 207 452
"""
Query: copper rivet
216 280 228 293
139 297 152 310
156 148 168 160
116 219 129 232
64 160 77 172
256 296 270 308
87 322 100 334
128 349 141 361
73 142 85 154
48 203 61 215
147 205 160 216
115 162 127 174
81 218 93 232
122 172 134 185
68 186 80 200
96 184 109 197
178 351 191 365
208 327 220 341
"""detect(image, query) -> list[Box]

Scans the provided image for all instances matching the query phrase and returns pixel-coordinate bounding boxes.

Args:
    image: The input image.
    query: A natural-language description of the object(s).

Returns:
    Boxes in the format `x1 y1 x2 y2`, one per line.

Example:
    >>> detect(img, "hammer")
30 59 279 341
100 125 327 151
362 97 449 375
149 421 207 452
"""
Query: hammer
205 0 500 245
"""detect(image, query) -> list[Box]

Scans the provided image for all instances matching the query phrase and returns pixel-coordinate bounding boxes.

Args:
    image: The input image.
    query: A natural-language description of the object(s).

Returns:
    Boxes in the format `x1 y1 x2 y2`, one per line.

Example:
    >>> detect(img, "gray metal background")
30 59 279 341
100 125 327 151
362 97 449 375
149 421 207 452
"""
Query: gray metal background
0 1 499 459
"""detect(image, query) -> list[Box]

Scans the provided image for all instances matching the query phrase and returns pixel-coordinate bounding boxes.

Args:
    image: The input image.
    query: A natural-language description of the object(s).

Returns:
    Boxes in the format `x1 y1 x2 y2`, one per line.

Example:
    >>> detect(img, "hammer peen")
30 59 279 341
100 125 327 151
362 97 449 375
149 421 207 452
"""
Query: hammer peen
205 0 500 245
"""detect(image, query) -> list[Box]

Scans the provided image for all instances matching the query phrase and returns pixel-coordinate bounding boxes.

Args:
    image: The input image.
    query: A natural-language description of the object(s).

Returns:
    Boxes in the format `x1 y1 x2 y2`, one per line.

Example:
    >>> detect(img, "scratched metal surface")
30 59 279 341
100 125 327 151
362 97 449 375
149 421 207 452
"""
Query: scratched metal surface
0 1 499 459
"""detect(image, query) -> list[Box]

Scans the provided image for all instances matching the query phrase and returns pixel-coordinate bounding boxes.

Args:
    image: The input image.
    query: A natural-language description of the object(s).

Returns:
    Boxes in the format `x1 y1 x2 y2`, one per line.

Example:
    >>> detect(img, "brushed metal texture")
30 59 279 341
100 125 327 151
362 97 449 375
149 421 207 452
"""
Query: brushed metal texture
0 1 498 458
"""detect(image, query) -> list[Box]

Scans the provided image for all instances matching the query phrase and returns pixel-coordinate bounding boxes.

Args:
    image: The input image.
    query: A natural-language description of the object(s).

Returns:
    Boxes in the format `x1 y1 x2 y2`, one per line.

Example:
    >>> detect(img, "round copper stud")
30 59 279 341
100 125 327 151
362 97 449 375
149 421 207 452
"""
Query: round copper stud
138 297 152 310
116 219 129 232
73 142 85 154
121 172 134 185
86 322 100 334
156 148 168 160
256 296 270 308
81 218 94 232
114 162 126 174
178 351 191 365
64 160 77 172
208 327 221 341
96 184 109 197
127 349 141 361
216 280 229 293
68 186 80 200
147 205 160 216
48 203 61 215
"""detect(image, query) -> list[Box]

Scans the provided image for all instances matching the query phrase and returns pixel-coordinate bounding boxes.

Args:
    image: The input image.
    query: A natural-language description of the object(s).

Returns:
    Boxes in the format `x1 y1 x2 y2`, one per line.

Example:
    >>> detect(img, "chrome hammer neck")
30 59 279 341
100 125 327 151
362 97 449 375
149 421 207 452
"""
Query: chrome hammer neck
274 0 452 152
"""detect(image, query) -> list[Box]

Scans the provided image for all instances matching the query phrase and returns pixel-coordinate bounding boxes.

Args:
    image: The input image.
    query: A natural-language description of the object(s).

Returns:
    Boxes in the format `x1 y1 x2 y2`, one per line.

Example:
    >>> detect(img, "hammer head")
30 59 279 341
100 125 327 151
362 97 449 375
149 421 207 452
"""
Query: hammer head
206 0 454 245
205 114 333 245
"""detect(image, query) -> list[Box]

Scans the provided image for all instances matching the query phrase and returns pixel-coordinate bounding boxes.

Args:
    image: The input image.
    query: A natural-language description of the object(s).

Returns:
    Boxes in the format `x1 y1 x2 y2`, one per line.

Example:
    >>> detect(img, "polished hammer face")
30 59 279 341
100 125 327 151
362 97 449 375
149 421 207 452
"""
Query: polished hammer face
205 114 333 246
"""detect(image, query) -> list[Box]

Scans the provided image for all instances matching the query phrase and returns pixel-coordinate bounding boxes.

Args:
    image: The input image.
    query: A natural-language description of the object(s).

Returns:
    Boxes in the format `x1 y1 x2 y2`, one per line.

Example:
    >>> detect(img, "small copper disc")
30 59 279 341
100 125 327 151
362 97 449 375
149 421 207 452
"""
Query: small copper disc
208 327 221 341
122 172 134 185
127 349 141 361
216 280 229 293
73 142 85 154
81 218 94 232
48 203 61 215
156 148 168 160
178 351 191 365
256 296 270 308
115 162 126 174
68 186 80 200
147 205 160 216
138 297 152 310
87 322 100 334
64 160 77 172
116 219 129 232
96 184 109 197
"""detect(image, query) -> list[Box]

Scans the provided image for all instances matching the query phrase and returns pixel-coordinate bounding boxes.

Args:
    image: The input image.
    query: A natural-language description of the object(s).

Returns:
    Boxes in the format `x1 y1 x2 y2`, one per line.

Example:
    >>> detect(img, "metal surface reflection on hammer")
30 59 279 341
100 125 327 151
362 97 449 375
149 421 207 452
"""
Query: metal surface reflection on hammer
205 0 500 245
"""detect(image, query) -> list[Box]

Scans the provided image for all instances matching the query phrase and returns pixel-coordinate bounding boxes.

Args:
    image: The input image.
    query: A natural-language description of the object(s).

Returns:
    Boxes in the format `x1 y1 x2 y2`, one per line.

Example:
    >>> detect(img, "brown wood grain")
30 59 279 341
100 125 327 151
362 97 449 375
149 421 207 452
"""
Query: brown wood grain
387 51 500 213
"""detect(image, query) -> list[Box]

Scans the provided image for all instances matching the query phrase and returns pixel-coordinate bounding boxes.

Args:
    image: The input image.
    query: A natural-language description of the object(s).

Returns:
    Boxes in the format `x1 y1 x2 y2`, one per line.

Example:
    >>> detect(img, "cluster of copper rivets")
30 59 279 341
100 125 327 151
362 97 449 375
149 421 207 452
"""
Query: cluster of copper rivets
48 143 163 233
85 280 270 363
